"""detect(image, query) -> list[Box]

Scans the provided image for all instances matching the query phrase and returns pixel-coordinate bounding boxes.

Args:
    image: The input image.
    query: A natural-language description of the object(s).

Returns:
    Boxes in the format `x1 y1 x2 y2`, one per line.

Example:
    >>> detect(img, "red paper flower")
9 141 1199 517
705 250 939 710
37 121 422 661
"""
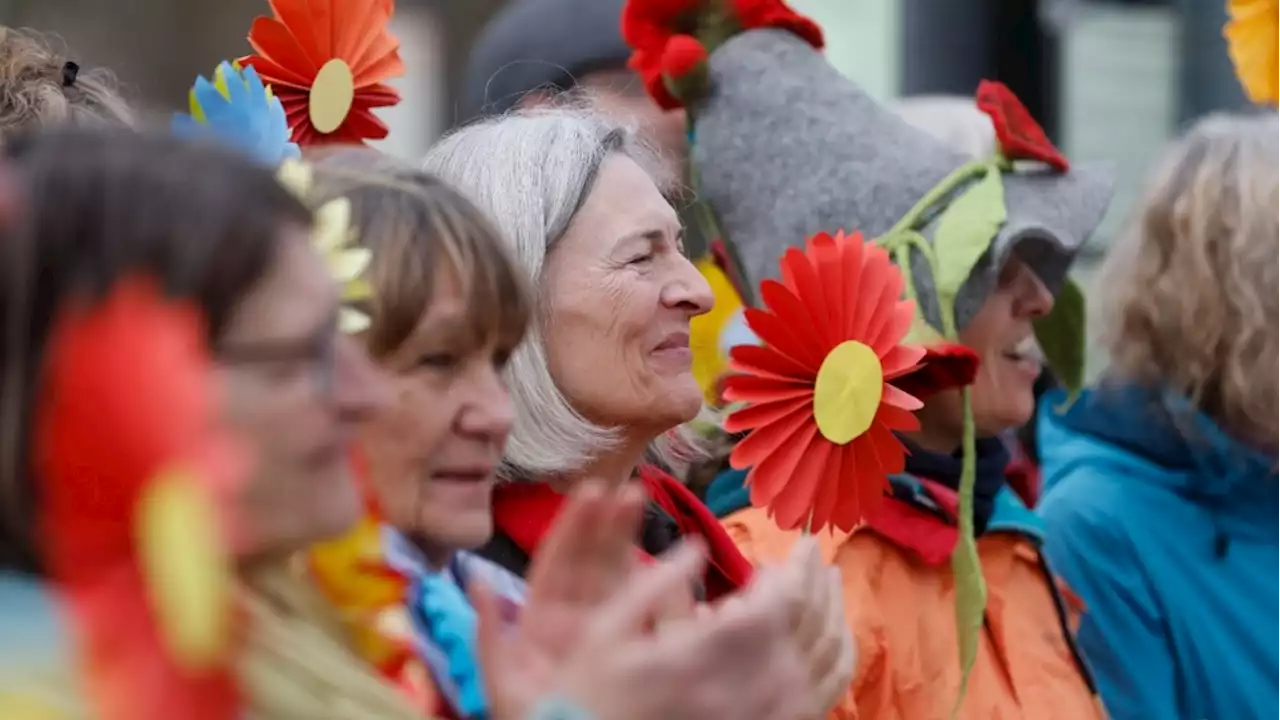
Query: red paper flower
723 231 925 533
975 80 1068 172
894 343 981 399
623 0 823 110
35 277 246 720
241 0 405 146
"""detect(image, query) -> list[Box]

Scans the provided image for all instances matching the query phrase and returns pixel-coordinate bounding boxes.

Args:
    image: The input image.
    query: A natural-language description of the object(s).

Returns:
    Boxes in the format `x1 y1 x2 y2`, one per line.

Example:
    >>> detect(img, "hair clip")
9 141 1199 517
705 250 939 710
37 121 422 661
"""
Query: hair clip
61 61 79 88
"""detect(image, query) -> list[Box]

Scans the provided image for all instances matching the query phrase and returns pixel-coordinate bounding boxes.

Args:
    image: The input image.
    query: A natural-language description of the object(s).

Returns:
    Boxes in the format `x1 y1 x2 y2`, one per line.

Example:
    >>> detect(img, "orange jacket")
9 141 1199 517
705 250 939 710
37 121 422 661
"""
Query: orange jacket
722 475 1105 720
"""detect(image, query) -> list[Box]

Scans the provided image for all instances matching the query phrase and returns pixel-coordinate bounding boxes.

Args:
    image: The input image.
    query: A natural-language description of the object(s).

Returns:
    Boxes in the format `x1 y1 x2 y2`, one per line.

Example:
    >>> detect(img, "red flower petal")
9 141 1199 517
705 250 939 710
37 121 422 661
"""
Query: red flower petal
729 343 813 382
724 395 811 433
975 79 1068 172
892 343 981 398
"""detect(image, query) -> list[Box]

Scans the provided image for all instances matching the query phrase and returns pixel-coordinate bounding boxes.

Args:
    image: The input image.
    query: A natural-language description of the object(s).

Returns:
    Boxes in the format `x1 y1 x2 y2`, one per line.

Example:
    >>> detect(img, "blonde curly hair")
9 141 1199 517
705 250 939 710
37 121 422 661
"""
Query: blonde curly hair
1099 111 1279 448
0 27 133 142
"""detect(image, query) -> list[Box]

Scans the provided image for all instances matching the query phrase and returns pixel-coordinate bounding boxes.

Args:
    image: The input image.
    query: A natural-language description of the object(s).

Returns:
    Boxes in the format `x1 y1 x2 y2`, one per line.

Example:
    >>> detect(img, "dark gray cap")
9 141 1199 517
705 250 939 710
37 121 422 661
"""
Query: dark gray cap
463 0 630 120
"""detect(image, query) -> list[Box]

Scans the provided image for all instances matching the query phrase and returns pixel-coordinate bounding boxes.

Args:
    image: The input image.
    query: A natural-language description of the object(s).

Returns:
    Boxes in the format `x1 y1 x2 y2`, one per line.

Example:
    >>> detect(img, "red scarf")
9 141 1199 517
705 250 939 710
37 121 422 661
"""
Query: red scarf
490 465 753 601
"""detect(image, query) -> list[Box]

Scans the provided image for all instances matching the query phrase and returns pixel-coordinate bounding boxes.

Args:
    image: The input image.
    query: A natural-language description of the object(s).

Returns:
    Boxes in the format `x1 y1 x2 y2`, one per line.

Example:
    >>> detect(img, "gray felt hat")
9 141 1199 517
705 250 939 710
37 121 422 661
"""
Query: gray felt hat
689 30 1114 334
463 0 630 120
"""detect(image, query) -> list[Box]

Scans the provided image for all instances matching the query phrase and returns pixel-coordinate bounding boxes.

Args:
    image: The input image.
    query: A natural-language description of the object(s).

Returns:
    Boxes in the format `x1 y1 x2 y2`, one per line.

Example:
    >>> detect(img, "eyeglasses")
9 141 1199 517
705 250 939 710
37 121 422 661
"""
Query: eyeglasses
219 319 339 398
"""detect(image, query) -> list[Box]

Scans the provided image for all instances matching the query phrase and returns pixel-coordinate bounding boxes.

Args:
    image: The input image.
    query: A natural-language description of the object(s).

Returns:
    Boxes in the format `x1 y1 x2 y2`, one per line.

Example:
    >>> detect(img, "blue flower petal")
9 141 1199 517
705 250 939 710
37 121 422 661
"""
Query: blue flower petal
172 60 300 167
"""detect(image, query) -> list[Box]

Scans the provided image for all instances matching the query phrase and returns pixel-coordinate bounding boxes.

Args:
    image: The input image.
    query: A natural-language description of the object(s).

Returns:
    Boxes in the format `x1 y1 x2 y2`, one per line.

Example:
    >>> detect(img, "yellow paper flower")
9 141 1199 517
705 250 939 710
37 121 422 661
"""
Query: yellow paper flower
276 158 373 333
690 256 744 403
1225 0 1279 106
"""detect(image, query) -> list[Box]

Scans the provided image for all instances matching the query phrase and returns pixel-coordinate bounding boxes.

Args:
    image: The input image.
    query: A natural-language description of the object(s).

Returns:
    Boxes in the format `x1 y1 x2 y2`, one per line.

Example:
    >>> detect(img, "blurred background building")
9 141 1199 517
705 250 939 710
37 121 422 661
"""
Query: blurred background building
0 0 1253 374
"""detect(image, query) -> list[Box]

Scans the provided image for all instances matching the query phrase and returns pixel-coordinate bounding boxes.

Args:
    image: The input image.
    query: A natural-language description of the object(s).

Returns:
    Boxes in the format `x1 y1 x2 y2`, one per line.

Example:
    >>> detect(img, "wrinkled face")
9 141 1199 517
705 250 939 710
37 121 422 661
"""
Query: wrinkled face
541 154 713 439
360 266 516 559
919 258 1055 440
218 226 389 556
579 69 688 178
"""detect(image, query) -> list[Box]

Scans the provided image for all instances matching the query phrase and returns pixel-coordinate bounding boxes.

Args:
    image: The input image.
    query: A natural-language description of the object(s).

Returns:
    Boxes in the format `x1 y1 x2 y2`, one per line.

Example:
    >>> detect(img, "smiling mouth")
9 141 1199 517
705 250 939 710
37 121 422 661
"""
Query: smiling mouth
1001 337 1043 365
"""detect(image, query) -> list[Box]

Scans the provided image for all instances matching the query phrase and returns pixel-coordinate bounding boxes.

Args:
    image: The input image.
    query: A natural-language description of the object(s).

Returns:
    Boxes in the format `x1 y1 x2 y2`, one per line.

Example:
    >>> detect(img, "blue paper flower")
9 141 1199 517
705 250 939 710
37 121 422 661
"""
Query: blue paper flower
413 574 489 719
172 61 300 167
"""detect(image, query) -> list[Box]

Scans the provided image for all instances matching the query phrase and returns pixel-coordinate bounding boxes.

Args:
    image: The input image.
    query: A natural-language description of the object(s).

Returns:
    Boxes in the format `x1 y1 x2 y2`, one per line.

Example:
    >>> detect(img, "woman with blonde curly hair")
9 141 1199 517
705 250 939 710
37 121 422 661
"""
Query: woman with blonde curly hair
1037 111 1279 720
0 26 133 140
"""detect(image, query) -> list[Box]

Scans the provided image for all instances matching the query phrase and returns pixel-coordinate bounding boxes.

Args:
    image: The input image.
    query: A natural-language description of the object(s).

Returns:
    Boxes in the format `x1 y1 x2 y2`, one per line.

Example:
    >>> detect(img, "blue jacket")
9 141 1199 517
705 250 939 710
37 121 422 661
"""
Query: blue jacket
1037 385 1279 720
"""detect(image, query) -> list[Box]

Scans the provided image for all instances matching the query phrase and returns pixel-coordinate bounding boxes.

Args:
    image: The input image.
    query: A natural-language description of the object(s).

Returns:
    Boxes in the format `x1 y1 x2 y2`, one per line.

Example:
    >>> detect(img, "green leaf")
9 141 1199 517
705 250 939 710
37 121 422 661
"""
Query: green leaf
1034 276 1087 393
932 167 1008 311
950 389 987 718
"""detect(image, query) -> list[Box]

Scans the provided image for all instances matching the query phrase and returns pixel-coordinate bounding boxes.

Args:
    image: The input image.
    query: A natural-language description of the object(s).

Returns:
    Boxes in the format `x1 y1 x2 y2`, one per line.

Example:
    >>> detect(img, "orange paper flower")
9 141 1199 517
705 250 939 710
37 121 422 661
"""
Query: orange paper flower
723 231 925 533
1224 0 1278 106
35 277 246 720
241 0 404 146
307 449 428 704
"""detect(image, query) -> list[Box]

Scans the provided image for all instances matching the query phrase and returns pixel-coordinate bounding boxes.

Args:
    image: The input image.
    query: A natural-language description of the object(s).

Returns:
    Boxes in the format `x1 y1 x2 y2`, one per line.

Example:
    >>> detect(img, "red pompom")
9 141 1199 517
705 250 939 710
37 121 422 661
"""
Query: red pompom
732 0 825 49
661 34 709 80
629 47 683 111
975 80 1068 172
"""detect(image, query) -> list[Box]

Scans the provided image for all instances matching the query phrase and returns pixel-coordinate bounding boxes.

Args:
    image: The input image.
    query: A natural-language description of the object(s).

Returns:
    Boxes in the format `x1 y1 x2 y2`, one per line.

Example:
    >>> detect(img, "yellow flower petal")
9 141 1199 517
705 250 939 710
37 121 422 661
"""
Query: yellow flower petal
1225 0 1279 105
343 275 374 303
276 158 314 199
313 198 353 253
690 257 743 403
135 467 232 670
340 307 371 334
329 248 372 284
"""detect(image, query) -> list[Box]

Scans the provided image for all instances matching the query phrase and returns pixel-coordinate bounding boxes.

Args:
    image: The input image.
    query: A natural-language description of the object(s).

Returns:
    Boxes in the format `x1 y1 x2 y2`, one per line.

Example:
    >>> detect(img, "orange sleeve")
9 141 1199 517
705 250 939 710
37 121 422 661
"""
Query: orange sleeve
829 540 893 720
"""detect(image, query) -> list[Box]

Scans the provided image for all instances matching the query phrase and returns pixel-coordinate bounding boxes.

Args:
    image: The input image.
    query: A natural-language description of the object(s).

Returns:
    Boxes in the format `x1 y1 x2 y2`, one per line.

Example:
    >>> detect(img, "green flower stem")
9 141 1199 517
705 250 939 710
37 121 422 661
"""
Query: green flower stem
949 388 985 719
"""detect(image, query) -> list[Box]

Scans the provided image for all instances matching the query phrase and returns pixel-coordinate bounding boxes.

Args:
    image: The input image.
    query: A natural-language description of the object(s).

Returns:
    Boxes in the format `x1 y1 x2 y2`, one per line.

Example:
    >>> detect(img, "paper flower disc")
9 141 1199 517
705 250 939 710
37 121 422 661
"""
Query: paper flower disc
723 231 926 533
241 0 405 146
813 340 882 444
311 59 356 133
137 466 233 669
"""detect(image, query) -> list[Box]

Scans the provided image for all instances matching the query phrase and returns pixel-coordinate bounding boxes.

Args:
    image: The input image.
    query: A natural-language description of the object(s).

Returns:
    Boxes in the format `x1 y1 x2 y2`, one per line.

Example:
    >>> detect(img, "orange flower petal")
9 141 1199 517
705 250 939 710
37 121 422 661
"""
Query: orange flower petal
724 395 811 433
758 281 825 367
247 18 319 78
746 419 817 507
882 383 924 411
780 246 833 348
729 343 813 382
742 306 819 371
770 432 830 530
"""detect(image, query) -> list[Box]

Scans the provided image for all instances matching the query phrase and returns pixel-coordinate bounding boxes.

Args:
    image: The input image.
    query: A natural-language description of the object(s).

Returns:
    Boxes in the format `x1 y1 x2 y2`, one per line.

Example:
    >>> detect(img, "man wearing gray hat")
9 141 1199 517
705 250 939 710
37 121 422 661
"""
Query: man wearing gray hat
463 0 716 259
463 0 687 177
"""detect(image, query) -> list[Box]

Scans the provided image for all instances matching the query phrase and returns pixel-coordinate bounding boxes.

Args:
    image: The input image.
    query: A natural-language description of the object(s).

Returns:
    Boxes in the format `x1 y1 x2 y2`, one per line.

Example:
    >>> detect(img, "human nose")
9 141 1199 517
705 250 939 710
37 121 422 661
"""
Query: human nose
662 254 715 318
457 363 515 441
1014 265 1055 320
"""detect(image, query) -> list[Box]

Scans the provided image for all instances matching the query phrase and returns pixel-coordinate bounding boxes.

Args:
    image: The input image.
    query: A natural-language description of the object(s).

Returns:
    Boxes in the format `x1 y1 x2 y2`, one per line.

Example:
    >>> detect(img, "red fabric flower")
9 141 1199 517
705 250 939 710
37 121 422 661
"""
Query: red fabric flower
622 0 824 110
661 34 708 79
975 80 1068 172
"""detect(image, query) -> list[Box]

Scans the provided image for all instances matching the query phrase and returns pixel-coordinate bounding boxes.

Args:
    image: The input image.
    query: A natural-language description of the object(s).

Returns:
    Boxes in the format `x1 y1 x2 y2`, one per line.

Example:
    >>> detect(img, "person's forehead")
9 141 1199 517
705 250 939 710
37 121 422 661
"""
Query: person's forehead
224 228 337 340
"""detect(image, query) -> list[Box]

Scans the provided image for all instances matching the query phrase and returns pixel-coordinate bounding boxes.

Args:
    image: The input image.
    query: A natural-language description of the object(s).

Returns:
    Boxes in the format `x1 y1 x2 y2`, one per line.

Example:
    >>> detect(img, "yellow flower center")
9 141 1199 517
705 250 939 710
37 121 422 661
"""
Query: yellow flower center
310 59 356 134
136 467 232 669
813 340 883 444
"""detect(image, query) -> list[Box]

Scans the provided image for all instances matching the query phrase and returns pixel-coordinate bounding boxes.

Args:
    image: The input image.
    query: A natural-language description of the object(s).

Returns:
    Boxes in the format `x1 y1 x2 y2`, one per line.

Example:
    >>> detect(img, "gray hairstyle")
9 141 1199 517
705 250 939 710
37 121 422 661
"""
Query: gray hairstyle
891 95 996 159
423 106 708 481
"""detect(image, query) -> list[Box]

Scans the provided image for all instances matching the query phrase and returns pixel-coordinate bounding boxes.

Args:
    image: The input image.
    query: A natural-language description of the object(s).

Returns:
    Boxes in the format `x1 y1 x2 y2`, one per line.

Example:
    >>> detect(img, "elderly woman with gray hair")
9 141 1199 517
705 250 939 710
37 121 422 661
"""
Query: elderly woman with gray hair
421 106 853 717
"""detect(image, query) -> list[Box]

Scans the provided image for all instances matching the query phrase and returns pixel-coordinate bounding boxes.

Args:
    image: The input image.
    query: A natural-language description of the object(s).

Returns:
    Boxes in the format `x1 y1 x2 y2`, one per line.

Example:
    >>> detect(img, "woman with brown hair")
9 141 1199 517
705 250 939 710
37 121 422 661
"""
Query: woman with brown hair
0 26 133 140
1037 111 1279 719
306 148 827 720
0 127 810 719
